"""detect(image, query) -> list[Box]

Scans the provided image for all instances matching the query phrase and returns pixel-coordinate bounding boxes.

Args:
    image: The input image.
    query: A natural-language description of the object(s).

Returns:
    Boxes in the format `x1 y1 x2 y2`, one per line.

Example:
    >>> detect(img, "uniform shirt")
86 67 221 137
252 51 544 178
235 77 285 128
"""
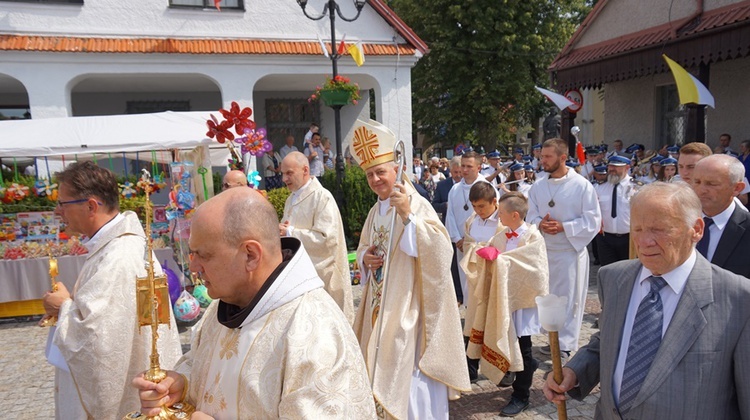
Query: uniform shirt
593 175 638 234
479 164 495 178
580 162 596 181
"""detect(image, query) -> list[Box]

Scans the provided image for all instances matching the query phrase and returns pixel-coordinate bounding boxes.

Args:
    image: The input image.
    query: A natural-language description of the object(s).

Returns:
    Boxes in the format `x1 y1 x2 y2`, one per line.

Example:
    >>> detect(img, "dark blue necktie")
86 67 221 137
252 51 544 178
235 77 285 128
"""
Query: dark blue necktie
619 276 668 413
696 217 714 258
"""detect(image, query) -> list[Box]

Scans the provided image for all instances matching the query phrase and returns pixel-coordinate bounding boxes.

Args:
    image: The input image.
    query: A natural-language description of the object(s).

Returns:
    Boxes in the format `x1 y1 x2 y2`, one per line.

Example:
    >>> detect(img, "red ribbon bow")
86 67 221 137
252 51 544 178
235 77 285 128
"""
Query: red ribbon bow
505 231 519 239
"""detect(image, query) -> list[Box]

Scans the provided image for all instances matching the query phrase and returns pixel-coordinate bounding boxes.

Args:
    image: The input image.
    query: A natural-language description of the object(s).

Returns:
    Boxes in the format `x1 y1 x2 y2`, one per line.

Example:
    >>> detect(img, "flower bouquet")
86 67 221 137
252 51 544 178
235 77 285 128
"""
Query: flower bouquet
309 75 361 106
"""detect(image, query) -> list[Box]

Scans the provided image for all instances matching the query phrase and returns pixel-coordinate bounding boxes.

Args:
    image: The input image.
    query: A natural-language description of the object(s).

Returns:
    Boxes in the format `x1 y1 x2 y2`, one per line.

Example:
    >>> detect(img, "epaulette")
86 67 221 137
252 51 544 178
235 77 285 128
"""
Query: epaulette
631 179 644 186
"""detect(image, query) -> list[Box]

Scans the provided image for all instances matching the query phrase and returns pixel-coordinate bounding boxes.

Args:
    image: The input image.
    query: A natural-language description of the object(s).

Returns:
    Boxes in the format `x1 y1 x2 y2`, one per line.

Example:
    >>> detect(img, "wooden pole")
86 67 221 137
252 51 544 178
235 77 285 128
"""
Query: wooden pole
549 330 568 420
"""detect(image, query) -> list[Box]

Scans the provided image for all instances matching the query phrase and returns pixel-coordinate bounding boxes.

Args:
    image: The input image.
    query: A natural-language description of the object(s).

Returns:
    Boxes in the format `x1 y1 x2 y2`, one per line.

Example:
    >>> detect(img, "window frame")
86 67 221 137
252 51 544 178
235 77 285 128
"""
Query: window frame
0 0 82 4
168 0 244 11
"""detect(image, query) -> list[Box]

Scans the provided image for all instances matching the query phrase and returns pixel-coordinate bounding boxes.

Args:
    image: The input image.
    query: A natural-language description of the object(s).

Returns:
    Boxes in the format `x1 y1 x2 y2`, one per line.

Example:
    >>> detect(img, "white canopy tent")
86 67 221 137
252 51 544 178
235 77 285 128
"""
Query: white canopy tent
0 111 263 203
0 111 258 178
0 111 215 157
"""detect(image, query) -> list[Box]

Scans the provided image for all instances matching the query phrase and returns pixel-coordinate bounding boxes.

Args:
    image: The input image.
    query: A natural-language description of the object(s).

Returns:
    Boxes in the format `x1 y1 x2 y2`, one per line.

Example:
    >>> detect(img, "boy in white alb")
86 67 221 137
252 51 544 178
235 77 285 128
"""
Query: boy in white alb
472 192 549 417
459 182 505 381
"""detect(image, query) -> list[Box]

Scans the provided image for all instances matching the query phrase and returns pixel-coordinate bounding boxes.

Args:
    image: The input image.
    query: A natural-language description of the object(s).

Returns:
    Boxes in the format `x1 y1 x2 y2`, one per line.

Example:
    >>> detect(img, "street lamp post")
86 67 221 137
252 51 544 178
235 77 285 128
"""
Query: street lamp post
297 0 366 207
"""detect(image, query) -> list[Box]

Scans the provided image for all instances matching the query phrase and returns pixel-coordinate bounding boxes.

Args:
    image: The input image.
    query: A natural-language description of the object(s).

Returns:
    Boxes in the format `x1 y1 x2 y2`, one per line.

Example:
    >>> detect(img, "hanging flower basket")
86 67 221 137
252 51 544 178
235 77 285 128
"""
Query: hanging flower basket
320 89 354 106
310 75 361 107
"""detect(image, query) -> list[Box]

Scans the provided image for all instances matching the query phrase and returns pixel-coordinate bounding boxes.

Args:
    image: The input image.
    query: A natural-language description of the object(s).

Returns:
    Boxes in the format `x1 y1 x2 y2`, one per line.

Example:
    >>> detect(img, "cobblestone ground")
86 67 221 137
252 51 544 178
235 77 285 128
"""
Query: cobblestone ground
0 260 602 419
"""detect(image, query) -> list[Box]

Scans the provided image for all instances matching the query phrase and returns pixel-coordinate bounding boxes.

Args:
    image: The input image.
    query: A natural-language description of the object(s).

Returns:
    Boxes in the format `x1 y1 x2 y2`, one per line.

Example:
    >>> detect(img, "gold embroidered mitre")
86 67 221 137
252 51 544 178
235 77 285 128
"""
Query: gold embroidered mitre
350 119 397 170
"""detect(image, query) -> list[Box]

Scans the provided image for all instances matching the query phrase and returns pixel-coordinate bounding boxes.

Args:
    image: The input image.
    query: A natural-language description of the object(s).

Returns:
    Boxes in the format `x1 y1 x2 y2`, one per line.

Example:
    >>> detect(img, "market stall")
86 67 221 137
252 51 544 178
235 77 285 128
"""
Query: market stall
0 110 239 317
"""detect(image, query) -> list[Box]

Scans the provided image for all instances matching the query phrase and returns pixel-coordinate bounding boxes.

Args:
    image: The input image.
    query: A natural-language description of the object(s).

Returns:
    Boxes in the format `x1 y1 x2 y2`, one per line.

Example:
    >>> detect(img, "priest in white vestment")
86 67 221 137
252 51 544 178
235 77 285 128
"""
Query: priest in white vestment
526 139 601 353
279 151 354 323
42 162 182 420
134 187 376 419
350 119 471 420
446 150 494 305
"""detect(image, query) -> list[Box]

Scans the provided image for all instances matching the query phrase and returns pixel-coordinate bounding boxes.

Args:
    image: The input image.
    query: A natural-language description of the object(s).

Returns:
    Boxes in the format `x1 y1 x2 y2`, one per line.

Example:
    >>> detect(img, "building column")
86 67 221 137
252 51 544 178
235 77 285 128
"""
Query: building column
14 66 73 119
372 66 414 162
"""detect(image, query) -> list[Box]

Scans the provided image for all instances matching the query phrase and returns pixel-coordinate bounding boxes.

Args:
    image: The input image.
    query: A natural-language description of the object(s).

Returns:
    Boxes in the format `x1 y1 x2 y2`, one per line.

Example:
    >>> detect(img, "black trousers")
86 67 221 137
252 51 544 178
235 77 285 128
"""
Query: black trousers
511 335 535 401
595 232 630 266
451 243 462 303
464 336 479 379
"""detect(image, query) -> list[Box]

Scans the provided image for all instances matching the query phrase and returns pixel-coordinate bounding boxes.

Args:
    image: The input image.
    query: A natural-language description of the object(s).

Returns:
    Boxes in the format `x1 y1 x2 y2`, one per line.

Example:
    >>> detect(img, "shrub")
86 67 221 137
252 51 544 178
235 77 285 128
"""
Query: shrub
320 166 376 250
266 187 291 221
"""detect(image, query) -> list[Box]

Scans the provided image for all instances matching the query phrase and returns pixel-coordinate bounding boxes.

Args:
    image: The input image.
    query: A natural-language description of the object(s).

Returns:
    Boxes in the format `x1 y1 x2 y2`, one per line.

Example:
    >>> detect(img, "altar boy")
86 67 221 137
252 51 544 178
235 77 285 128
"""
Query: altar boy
472 192 549 417
459 182 505 381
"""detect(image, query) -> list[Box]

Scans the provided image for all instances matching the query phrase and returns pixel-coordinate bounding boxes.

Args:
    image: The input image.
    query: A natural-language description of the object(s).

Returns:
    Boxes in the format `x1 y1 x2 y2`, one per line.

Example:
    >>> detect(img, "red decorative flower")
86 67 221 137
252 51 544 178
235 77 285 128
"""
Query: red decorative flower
206 114 235 144
219 101 256 135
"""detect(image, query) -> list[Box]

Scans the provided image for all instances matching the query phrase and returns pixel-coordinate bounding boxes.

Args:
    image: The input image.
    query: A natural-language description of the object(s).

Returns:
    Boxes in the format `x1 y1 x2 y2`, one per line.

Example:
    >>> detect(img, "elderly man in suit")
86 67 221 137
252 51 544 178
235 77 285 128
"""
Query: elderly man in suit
544 181 750 419
691 154 750 278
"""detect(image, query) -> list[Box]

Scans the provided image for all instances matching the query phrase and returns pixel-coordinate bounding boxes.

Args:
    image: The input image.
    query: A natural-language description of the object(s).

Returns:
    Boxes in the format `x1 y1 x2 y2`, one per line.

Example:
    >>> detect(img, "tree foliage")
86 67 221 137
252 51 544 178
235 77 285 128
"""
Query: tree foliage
388 0 591 150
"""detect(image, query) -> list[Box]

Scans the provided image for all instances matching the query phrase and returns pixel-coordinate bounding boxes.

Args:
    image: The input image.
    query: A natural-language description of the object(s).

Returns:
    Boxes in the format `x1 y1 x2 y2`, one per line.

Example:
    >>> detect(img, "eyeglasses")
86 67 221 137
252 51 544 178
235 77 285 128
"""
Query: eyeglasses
222 183 232 190
57 198 89 207
57 198 102 208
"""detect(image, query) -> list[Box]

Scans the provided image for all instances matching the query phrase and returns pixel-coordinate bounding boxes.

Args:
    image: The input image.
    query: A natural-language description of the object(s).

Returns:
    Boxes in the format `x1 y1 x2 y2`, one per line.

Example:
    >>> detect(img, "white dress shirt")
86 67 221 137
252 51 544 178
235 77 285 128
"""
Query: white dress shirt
506 222 541 337
593 176 637 234
703 201 736 262
612 250 697 405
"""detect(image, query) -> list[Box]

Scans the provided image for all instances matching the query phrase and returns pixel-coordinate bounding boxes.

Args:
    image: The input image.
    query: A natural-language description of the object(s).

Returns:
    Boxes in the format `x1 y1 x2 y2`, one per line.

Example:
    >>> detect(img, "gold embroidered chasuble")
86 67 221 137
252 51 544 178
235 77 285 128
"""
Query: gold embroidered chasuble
459 213 506 338
53 211 183 420
174 242 376 419
353 180 471 419
465 224 549 384
282 177 354 323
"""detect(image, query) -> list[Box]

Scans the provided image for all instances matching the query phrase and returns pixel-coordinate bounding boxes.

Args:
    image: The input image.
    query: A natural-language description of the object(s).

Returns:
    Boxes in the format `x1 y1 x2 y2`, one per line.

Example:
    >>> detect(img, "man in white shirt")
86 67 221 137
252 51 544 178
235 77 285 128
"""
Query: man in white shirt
446 151 491 304
593 155 640 266
278 135 298 160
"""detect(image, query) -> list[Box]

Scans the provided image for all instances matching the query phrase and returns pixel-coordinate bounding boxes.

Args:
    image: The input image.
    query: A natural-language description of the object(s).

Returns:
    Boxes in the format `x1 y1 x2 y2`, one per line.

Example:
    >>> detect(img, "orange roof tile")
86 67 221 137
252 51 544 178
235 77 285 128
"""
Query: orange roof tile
0 35 415 56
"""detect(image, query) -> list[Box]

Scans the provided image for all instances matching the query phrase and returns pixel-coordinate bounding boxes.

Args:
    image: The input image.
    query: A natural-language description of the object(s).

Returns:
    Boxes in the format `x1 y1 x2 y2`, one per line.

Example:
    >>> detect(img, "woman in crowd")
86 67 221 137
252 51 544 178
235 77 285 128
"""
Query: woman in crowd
639 155 662 184
657 157 678 182
423 161 445 202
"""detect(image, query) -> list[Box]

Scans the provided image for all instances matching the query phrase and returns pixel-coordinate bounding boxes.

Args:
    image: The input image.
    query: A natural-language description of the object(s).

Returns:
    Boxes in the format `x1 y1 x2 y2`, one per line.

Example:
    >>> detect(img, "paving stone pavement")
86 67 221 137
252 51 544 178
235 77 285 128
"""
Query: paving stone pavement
0 260 602 419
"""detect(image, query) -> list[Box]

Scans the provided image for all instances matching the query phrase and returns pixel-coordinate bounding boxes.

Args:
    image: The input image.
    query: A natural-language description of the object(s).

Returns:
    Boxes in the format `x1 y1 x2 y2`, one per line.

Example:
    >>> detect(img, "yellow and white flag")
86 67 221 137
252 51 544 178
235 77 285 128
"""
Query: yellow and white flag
347 42 365 67
663 54 715 108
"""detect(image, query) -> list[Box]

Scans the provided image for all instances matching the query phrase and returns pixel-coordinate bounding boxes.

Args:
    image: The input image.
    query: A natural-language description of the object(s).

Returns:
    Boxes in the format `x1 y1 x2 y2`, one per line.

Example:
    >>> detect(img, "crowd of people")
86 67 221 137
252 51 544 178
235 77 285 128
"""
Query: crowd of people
39 121 750 419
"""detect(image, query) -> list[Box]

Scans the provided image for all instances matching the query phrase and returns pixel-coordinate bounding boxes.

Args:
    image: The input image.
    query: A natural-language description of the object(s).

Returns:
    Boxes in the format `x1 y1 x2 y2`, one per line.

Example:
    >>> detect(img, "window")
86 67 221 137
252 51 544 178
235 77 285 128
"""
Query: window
265 99 320 151
657 85 686 145
0 0 82 3
169 0 243 10
0 107 31 121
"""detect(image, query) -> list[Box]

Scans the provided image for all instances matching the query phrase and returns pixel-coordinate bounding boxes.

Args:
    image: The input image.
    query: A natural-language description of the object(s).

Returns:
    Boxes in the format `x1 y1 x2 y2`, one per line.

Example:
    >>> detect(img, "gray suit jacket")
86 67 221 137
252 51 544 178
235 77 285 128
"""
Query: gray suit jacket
566 254 750 419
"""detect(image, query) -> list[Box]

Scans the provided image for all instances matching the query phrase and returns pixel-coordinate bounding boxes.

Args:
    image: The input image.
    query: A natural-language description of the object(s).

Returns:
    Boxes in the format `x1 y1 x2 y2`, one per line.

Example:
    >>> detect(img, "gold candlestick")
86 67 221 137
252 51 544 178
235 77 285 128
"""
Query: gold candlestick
40 245 59 327
125 174 195 420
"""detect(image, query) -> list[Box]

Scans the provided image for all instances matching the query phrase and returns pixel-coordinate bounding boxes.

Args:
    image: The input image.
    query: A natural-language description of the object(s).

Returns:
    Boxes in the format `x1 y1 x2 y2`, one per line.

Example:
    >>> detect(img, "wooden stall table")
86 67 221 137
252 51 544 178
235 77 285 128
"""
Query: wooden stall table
0 248 180 317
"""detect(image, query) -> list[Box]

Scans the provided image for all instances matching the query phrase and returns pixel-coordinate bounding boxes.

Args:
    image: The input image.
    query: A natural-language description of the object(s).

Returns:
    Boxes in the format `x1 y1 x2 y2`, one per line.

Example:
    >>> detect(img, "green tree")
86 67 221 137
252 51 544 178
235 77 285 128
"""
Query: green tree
388 0 591 150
